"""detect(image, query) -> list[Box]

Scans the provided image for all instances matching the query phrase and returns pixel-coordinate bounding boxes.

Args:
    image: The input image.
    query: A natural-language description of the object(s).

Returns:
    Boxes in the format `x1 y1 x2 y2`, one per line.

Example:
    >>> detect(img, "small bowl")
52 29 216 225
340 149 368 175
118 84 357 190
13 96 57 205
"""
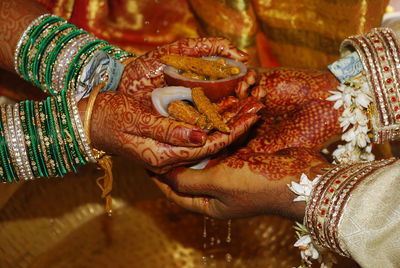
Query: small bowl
163 56 247 102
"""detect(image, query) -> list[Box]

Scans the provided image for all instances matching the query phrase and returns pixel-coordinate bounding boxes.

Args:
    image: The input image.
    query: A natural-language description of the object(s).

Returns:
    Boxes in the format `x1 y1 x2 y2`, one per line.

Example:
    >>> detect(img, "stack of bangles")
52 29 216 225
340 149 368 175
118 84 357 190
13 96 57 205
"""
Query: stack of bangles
0 14 133 182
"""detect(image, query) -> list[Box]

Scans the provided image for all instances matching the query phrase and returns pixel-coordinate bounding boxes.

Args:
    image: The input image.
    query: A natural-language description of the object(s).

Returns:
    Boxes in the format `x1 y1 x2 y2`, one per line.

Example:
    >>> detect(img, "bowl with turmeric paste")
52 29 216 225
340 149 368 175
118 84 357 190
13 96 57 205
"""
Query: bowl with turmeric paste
162 55 247 101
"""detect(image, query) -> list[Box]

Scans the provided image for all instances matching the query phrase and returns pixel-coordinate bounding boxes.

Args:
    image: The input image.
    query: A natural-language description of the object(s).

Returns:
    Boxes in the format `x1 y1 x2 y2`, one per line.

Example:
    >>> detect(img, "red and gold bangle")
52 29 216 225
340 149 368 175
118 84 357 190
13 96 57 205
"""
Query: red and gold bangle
340 27 400 143
305 158 397 256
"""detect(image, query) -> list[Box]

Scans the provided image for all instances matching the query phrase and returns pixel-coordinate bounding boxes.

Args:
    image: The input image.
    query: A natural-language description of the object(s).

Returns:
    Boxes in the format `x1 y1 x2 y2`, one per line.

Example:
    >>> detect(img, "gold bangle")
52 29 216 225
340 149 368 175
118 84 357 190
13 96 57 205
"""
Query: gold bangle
83 81 113 215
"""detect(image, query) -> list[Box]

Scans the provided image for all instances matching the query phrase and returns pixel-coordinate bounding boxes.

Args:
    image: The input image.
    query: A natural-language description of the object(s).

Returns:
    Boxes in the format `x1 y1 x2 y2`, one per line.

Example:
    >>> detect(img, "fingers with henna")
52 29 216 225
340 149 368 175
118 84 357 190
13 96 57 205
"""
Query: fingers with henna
92 92 207 147
127 113 260 169
152 177 218 216
161 37 248 62
235 68 257 99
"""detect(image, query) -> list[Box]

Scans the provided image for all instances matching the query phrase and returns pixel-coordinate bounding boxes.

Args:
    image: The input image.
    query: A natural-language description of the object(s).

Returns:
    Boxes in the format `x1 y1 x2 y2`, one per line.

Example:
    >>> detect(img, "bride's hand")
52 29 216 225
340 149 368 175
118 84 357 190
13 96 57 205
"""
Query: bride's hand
153 147 332 220
247 68 342 153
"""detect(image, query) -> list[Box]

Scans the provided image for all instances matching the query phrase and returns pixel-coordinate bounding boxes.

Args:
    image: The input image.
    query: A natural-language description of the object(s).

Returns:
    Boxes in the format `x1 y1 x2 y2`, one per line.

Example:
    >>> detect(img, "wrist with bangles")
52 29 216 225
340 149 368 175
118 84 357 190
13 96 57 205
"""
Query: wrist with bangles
0 13 135 183
289 26 400 267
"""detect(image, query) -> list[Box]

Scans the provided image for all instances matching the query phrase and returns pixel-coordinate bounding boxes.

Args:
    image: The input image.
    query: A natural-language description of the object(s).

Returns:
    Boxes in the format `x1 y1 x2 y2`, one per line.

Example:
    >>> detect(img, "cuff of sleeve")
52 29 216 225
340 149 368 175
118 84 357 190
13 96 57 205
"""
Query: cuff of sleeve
304 158 398 257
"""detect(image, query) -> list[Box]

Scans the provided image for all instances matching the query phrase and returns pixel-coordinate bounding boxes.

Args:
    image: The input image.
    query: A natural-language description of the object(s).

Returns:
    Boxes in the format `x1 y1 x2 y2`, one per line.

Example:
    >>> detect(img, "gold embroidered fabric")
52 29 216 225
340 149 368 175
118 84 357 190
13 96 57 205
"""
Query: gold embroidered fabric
252 0 389 68
338 160 400 267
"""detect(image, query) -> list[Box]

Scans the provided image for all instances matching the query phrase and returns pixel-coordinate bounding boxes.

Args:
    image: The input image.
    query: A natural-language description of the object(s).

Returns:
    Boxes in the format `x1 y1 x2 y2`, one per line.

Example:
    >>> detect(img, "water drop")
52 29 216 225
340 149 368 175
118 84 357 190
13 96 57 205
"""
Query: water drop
144 20 150 25
203 216 207 238
225 253 232 263
201 255 207 266
226 219 232 243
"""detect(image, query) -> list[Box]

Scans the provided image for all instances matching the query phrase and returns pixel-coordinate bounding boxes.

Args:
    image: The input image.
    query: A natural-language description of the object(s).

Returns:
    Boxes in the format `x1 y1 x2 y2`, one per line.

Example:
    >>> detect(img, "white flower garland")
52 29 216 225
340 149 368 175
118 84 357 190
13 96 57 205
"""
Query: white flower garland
326 74 375 163
288 174 337 268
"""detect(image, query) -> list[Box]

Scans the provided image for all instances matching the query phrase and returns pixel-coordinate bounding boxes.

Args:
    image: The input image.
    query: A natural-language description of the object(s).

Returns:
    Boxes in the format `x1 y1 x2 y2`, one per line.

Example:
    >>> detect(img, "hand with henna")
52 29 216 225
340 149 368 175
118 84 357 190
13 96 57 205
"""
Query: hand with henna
78 91 263 173
153 147 333 221
249 67 343 153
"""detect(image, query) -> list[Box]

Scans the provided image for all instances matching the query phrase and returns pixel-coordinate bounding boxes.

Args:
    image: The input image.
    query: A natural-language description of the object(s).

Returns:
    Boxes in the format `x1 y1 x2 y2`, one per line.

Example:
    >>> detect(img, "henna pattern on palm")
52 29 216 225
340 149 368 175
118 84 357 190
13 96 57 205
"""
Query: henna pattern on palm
221 148 325 181
182 68 341 180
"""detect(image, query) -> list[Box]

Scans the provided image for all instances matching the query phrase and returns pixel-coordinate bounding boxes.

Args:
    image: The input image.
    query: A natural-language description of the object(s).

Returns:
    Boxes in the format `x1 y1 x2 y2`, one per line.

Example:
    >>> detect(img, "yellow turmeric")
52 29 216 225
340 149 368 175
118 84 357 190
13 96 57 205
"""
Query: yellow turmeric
192 87 231 133
161 55 239 80
179 70 207 80
167 100 212 129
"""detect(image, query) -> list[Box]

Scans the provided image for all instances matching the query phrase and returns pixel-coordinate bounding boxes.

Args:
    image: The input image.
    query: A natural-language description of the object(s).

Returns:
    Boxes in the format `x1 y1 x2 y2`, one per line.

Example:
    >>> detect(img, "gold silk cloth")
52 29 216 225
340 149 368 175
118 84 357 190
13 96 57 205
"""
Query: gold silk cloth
339 160 400 267
35 0 388 68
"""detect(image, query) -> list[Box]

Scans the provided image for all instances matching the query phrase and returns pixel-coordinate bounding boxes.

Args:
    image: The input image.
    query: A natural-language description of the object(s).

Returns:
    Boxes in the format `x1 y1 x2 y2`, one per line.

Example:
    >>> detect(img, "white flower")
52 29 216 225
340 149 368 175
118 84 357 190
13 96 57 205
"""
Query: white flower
326 90 344 109
338 107 357 131
354 126 370 148
287 174 320 202
354 108 369 126
342 127 356 143
365 144 372 153
294 235 319 260
332 144 362 164
327 84 354 109
354 90 372 108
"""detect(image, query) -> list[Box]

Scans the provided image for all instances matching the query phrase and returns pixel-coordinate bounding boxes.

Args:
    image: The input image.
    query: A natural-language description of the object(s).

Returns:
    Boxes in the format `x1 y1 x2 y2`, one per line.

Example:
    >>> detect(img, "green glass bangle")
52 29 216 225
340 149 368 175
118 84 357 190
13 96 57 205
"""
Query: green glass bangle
33 101 52 177
43 98 64 176
47 97 69 175
100 45 134 60
60 90 87 165
32 23 76 89
51 97 75 173
54 95 78 170
26 100 49 178
16 15 55 78
0 133 13 183
42 27 77 91
26 21 66 84
0 116 11 182
51 98 72 173
19 102 40 178
45 29 87 95
0 106 17 182
65 90 89 163
20 16 64 82
57 94 80 166
64 39 106 91
37 101 57 177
